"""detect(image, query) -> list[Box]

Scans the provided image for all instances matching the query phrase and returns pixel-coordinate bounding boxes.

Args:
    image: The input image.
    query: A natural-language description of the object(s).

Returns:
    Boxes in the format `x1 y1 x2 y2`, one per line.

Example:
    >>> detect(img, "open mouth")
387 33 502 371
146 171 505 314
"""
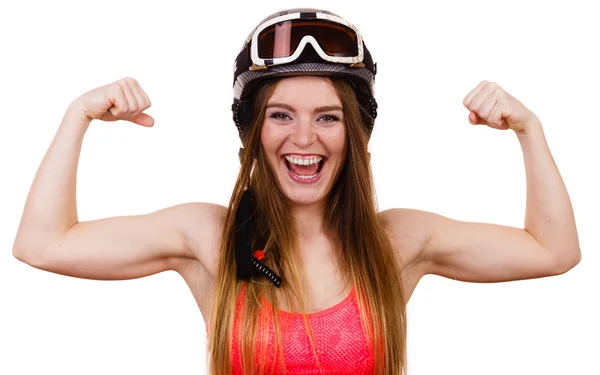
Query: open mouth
282 154 326 182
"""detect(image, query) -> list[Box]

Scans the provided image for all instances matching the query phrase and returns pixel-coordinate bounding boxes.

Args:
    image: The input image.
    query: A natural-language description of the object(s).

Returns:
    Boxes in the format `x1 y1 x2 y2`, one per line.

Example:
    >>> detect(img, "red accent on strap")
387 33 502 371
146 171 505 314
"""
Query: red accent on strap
252 250 264 260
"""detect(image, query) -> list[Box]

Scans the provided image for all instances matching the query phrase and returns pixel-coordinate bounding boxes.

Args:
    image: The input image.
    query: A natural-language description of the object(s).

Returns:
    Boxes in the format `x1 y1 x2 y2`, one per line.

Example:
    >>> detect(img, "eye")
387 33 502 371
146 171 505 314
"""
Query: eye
318 114 341 123
270 112 291 121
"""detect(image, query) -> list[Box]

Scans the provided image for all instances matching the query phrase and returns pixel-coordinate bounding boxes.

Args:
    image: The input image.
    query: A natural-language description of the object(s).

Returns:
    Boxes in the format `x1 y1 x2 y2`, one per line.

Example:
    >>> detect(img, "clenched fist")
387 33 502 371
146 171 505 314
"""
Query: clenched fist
463 80 540 133
70 77 154 127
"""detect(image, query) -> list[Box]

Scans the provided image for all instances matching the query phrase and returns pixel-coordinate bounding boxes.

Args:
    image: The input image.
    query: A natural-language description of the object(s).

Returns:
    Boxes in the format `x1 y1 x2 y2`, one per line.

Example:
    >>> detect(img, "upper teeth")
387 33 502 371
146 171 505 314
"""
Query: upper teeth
285 155 323 165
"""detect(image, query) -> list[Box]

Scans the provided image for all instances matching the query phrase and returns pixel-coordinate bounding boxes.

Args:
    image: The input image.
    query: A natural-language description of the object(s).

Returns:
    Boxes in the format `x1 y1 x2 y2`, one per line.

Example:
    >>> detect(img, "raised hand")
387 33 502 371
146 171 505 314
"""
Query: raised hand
463 80 540 133
70 77 154 127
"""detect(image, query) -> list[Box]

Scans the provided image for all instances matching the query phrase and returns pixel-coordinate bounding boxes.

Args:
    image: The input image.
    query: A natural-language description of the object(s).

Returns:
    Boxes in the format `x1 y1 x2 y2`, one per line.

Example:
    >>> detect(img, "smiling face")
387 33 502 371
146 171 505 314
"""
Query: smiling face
260 76 347 207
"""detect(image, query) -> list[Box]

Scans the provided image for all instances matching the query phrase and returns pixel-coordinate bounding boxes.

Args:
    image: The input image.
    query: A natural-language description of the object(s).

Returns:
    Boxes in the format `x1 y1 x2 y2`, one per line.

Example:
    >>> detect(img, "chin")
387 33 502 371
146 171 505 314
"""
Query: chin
282 189 327 207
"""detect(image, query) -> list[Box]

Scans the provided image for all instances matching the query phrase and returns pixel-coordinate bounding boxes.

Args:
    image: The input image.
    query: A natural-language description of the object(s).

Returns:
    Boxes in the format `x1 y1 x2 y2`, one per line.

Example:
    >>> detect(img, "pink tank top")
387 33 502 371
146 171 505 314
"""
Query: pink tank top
226 283 376 375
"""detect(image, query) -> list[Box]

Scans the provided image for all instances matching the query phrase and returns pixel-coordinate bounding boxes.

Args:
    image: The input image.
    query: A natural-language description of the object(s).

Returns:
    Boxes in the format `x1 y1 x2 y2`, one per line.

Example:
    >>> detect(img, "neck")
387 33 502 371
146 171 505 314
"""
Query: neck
288 198 327 238
288 198 341 263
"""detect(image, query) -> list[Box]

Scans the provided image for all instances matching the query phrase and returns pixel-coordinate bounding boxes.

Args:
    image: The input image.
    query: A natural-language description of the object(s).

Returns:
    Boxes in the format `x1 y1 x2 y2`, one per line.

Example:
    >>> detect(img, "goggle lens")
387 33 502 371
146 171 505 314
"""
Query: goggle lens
257 19 358 59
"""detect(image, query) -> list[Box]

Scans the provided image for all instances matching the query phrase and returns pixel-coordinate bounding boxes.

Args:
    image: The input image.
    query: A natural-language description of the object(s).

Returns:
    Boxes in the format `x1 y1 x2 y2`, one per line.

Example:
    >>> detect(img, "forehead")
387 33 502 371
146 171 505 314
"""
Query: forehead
268 76 342 109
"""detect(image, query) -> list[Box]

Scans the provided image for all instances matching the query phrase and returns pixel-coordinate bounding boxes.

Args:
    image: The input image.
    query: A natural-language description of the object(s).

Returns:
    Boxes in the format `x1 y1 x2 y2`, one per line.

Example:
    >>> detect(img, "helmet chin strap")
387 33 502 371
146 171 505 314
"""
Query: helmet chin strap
234 188 283 288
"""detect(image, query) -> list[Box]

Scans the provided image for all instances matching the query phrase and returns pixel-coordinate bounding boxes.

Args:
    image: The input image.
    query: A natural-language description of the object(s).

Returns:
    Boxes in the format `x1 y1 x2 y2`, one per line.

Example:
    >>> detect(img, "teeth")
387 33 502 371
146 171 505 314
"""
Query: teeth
298 173 318 179
284 155 324 180
291 171 319 179
284 155 324 165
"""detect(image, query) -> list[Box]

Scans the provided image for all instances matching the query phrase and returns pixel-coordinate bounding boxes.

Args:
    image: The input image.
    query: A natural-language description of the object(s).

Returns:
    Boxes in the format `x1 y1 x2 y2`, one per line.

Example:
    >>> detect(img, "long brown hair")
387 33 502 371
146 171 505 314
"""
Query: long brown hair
208 76 407 374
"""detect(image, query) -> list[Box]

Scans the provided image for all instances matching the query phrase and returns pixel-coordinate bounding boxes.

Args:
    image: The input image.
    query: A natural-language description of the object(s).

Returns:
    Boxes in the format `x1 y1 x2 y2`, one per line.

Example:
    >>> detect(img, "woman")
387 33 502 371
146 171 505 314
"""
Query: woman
12 8 580 375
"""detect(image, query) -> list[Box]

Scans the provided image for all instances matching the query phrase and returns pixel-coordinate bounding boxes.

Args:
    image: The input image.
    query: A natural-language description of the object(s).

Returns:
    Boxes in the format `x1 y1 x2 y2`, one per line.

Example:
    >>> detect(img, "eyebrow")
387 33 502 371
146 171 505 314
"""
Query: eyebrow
266 103 343 113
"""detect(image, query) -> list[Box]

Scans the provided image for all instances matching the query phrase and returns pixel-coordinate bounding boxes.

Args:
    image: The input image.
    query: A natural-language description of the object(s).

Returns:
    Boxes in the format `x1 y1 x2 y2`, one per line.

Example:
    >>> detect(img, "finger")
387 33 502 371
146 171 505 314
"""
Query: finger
127 80 153 126
463 80 489 108
124 77 149 110
488 101 509 129
478 89 499 119
129 112 155 127
120 79 139 115
467 86 493 114
469 111 484 125
130 82 150 108
108 83 129 117
132 81 152 109
129 83 151 117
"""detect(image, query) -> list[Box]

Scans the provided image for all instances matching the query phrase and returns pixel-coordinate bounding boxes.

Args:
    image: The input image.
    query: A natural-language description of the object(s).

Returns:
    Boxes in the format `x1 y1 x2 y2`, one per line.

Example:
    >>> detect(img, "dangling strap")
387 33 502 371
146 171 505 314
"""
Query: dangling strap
234 189 283 288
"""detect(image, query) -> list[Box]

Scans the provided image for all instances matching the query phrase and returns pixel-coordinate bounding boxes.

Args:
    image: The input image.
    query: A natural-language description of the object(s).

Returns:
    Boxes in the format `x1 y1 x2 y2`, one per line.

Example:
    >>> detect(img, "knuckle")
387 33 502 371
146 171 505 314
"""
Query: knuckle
494 87 505 98
119 77 135 88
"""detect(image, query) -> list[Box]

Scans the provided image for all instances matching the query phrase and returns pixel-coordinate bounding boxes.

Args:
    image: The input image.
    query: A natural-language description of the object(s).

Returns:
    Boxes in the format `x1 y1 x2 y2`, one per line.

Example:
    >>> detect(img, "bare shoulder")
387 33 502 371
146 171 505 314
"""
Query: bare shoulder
163 202 227 320
379 208 434 266
379 208 435 300
169 202 227 279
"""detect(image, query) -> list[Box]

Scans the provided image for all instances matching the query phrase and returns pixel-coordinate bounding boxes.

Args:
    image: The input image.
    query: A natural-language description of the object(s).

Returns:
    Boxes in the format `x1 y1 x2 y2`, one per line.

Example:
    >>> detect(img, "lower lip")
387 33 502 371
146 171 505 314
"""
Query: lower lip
283 159 325 184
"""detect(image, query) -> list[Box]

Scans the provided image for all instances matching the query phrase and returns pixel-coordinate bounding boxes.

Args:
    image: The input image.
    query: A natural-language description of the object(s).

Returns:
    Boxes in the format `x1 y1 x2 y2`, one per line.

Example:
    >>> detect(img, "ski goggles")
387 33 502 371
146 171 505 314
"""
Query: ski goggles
250 12 365 69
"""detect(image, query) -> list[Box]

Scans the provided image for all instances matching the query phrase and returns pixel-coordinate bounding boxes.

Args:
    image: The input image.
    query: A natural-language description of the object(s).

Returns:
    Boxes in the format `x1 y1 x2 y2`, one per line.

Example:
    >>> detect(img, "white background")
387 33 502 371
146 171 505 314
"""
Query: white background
1 0 598 374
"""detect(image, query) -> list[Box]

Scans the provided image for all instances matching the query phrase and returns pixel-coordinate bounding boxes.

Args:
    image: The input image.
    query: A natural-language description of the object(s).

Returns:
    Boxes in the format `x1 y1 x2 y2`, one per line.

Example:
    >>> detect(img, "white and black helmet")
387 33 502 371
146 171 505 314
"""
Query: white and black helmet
231 8 378 144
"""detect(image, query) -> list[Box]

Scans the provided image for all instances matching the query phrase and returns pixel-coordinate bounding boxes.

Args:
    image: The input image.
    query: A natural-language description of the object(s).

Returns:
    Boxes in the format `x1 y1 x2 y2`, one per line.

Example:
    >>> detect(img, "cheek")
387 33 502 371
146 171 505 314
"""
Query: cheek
260 122 276 151
261 122 286 157
321 126 347 158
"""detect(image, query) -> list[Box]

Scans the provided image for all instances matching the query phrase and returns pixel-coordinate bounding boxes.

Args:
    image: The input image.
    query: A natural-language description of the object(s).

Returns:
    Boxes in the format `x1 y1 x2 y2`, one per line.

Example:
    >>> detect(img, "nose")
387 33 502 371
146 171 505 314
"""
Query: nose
289 115 317 148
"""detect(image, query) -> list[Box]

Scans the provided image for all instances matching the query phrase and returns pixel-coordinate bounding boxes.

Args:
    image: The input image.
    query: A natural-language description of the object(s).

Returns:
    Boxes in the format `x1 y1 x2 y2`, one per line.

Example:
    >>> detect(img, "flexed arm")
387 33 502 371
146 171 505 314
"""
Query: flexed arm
11 78 220 281
13 77 155 248
382 81 581 283
464 81 580 266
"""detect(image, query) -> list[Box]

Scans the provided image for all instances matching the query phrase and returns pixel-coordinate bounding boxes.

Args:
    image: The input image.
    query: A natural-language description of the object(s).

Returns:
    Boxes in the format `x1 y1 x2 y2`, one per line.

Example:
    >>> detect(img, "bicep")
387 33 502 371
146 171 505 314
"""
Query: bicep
423 214 561 282
381 208 570 284
19 202 225 281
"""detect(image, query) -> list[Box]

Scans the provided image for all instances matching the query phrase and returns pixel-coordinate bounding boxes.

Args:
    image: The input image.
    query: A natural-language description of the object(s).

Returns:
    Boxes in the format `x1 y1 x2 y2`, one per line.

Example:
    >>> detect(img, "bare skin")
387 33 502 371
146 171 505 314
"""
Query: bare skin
13 77 580 331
